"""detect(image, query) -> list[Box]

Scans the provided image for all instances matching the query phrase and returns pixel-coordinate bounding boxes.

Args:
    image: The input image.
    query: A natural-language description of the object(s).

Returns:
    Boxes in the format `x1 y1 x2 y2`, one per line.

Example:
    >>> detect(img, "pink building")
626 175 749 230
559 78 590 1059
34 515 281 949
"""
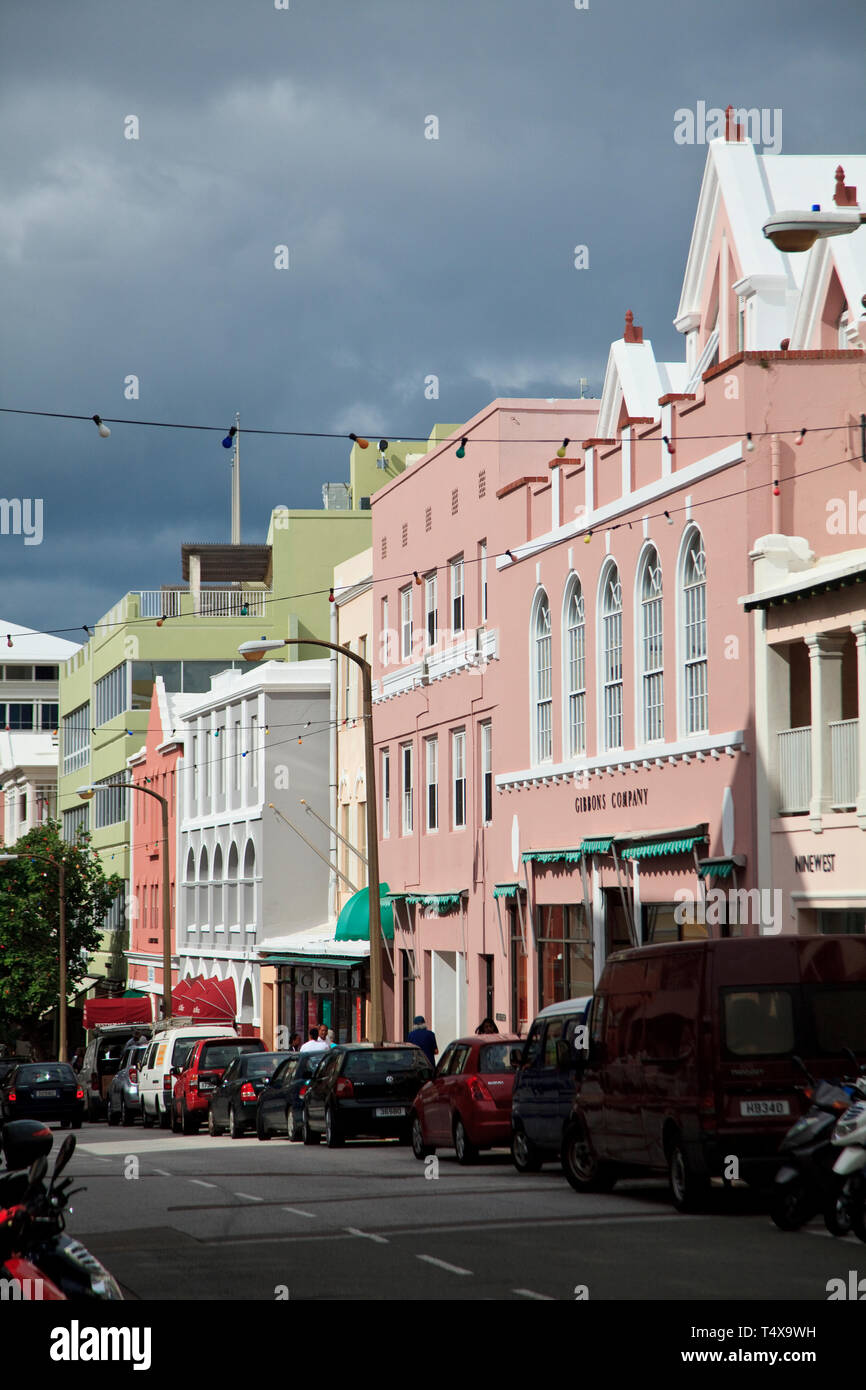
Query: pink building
371 131 866 1043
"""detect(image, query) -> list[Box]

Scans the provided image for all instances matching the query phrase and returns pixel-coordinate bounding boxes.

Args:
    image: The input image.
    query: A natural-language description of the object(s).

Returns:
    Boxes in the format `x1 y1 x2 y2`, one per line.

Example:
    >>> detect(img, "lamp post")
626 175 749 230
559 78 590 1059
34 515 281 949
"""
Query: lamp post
0 851 67 1060
78 782 172 1025
238 636 385 1044
762 208 864 253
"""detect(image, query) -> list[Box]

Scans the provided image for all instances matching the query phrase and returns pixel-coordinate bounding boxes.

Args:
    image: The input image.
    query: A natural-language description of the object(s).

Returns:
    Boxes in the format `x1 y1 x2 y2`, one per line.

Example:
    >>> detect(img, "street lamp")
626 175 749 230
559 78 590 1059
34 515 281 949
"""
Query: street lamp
762 206 864 253
238 635 386 1044
78 781 173 1025
0 852 67 1061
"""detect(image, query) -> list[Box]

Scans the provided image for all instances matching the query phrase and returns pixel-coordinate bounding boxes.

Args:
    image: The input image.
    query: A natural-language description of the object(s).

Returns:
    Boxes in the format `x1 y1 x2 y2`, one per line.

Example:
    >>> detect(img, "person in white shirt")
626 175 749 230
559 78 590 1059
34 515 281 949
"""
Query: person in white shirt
299 1026 330 1055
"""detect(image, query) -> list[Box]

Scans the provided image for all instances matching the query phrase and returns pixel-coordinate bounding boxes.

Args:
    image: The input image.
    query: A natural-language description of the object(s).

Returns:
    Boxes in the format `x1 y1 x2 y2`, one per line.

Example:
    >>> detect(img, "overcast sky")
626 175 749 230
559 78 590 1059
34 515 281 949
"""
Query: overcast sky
1 0 863 637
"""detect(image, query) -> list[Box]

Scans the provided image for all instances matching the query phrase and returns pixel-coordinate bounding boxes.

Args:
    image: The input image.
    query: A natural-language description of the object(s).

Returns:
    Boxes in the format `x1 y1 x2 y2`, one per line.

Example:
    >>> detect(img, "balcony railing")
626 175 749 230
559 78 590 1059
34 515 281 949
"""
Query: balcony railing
831 718 858 809
778 726 811 814
129 589 267 619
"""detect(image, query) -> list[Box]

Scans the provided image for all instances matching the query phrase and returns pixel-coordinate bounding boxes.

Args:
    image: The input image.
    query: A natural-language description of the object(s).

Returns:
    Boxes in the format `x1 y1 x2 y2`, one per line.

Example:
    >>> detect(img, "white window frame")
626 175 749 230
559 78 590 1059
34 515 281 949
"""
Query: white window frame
452 728 466 829
400 587 413 661
450 556 465 634
480 721 492 824
381 748 391 838
598 562 623 752
401 742 414 834
425 736 439 832
679 527 708 736
637 546 664 744
479 541 488 624
531 589 552 764
425 573 438 648
562 576 586 759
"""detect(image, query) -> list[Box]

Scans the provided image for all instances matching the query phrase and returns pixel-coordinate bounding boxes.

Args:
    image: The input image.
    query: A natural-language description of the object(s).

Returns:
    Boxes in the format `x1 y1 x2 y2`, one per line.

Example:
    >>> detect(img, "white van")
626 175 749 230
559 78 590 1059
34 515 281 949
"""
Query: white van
138 1022 239 1128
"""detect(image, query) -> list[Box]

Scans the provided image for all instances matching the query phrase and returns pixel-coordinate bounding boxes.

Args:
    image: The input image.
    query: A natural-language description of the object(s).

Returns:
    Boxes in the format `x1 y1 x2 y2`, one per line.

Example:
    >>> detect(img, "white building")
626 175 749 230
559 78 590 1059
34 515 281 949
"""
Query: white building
0 620 80 843
176 659 331 1035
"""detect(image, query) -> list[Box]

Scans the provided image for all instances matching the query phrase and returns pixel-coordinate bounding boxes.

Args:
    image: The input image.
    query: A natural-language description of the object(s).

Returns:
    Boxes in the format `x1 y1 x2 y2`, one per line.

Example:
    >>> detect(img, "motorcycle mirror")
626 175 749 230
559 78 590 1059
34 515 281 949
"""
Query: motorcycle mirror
792 1054 816 1087
24 1154 48 1198
51 1134 76 1184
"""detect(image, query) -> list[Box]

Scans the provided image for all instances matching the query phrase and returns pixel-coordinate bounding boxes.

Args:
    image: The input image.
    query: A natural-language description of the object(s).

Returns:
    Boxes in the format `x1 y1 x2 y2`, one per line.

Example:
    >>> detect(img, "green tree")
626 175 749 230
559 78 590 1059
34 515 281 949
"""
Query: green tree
0 820 122 1051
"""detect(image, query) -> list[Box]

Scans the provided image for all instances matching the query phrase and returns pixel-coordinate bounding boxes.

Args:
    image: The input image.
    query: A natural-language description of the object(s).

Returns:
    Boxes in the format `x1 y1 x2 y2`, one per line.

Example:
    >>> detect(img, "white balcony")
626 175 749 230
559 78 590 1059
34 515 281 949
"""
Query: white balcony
130 589 267 619
778 727 811 814
830 718 858 809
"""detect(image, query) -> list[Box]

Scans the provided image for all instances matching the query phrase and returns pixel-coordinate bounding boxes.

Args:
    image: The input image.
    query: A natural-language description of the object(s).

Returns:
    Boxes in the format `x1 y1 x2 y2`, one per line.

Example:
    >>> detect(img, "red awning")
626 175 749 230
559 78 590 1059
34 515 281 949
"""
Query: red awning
83 997 153 1029
171 975 237 1024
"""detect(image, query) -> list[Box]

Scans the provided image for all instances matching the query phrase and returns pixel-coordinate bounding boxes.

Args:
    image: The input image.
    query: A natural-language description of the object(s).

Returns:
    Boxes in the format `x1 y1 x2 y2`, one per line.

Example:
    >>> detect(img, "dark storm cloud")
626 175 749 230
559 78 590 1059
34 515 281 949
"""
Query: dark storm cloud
1 0 863 633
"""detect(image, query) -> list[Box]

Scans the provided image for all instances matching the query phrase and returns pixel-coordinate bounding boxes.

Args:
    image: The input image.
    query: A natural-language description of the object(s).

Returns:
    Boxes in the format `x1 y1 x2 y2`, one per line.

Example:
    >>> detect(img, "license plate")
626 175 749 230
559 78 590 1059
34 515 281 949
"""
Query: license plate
198 1083 215 1091
740 1099 790 1117
375 1106 406 1118
36 1089 59 1098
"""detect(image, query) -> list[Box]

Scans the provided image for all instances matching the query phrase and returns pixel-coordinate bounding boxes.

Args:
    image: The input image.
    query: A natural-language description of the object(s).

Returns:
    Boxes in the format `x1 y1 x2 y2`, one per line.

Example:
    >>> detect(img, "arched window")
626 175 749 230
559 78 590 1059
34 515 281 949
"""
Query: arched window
639 548 664 742
600 563 623 751
681 528 708 734
564 578 586 757
197 847 209 928
227 842 239 927
531 592 552 763
212 844 224 928
243 839 256 927
185 848 196 929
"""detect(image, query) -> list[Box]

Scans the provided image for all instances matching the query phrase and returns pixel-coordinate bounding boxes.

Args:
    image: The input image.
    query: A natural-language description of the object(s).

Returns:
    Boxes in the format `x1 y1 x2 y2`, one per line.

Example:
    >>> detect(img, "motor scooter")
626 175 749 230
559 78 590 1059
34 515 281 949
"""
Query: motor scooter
769 1059 855 1233
828 1073 866 1240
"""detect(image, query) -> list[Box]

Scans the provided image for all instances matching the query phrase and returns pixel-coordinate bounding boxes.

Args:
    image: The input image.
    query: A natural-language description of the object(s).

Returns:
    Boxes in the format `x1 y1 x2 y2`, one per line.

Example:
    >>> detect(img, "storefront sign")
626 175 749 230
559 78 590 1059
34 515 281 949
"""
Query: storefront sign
793 853 836 872
574 787 648 813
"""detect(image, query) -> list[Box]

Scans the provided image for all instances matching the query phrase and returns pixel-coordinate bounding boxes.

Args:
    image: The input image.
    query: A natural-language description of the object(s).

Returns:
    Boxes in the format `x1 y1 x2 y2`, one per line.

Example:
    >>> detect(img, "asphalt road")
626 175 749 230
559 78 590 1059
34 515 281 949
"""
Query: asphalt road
41 1119 866 1302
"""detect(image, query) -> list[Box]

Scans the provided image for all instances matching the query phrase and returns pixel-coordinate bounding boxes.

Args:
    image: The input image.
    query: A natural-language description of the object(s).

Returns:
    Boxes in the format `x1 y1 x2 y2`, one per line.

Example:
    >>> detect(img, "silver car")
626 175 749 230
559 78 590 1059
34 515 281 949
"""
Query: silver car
106 1042 149 1126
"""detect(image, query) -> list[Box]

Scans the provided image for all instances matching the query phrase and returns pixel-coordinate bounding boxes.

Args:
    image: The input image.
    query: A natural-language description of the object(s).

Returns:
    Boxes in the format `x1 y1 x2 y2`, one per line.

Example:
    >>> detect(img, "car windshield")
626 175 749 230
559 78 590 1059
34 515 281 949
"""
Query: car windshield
99 1039 130 1062
344 1049 431 1079
172 1039 198 1069
242 1054 281 1078
16 1064 76 1083
722 989 796 1057
478 1043 519 1074
200 1042 257 1069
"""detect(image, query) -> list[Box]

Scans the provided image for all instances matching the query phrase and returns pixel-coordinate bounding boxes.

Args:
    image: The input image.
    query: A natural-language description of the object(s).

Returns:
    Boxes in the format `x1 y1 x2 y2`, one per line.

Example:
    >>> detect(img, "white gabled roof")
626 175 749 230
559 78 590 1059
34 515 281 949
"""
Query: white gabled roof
0 620 80 663
0 730 59 776
596 338 688 440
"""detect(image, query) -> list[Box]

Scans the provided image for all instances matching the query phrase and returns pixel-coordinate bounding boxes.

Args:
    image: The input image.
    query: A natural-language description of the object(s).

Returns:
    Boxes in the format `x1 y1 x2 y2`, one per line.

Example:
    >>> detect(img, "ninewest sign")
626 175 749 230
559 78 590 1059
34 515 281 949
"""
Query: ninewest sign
574 787 648 813
793 853 836 872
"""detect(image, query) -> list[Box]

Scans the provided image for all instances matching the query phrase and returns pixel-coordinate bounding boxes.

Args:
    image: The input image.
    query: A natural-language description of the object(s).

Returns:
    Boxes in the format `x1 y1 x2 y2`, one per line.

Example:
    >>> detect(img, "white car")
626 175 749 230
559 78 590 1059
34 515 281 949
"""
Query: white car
138 1024 239 1128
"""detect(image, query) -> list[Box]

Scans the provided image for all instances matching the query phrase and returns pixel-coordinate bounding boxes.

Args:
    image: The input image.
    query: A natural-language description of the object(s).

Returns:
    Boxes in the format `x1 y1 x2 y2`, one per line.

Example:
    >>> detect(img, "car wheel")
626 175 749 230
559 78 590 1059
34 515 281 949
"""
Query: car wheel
171 1101 181 1133
257 1109 271 1141
142 1104 154 1129
208 1106 224 1137
454 1116 478 1165
667 1136 710 1214
107 1101 121 1128
561 1123 617 1193
121 1099 135 1127
511 1126 543 1174
181 1103 199 1136
302 1112 321 1145
229 1106 245 1139
325 1105 344 1148
158 1101 170 1130
770 1179 816 1231
411 1114 434 1160
287 1108 302 1142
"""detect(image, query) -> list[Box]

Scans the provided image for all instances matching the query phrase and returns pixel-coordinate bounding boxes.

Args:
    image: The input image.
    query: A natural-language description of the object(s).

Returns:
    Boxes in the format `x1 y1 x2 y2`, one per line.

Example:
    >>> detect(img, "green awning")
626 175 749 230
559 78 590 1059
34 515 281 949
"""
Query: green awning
403 892 465 914
521 849 582 865
334 883 395 941
493 882 524 899
265 955 365 968
619 835 707 861
698 859 737 880
580 837 613 854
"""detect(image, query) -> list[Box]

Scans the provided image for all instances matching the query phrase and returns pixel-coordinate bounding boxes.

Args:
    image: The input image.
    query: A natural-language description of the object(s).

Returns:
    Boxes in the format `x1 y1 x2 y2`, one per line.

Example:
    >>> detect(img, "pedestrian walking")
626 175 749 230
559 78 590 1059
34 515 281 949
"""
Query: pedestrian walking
475 1017 499 1035
407 1015 438 1068
299 1026 329 1055
289 1032 302 1051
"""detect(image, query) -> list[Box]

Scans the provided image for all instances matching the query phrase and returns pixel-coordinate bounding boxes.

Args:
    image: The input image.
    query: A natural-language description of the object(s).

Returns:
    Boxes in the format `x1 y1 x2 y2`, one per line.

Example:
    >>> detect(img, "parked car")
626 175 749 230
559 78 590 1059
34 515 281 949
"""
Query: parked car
172 1036 266 1134
106 1040 150 1127
410 1034 521 1164
303 1044 434 1147
207 1052 287 1138
562 934 866 1211
0 1062 84 1128
510 997 593 1172
139 1023 240 1128
255 1051 329 1141
81 1025 149 1121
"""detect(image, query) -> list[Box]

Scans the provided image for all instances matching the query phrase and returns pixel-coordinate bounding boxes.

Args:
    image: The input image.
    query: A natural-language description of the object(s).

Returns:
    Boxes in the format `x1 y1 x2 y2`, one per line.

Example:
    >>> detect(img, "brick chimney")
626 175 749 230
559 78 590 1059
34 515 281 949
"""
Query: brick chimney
724 105 745 142
833 165 859 207
623 310 643 344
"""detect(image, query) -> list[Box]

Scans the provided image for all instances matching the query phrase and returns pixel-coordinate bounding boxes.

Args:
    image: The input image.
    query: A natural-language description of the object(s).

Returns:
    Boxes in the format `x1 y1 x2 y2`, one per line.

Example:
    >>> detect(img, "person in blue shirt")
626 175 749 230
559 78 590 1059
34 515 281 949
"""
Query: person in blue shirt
407 1015 438 1068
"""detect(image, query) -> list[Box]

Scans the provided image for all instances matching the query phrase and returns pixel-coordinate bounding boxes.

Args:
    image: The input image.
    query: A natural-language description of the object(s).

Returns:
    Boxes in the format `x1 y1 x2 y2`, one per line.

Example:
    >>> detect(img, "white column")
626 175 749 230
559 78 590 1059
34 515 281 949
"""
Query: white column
806 634 846 833
853 621 866 830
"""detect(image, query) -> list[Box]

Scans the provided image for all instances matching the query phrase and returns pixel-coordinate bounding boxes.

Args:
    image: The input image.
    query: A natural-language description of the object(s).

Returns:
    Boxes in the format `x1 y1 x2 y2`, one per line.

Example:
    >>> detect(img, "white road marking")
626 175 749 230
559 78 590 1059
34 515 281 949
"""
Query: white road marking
234 1192 263 1202
283 1207 316 1219
190 1179 217 1189
416 1254 472 1275
513 1288 554 1300
75 1137 238 1156
345 1227 389 1244
152 1168 171 1177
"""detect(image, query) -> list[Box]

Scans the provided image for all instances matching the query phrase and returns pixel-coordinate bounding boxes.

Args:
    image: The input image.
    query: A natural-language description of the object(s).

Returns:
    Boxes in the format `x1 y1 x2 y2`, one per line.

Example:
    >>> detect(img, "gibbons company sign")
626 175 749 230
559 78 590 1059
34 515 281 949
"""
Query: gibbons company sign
575 787 648 813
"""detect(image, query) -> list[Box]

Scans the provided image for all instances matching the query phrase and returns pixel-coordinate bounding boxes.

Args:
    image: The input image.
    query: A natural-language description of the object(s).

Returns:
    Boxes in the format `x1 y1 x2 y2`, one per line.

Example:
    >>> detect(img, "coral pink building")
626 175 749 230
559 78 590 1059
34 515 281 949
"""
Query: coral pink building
371 132 866 1043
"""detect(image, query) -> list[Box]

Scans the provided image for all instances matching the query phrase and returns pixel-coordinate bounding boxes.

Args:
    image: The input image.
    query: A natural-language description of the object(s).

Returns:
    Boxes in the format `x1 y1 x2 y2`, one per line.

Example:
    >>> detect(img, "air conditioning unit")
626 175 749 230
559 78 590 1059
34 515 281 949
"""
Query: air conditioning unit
359 496 371 510
322 483 351 510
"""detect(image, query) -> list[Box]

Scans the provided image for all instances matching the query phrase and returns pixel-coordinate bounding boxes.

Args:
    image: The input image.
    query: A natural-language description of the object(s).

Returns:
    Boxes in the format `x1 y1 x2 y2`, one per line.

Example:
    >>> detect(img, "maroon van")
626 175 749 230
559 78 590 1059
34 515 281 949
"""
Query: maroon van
562 935 866 1211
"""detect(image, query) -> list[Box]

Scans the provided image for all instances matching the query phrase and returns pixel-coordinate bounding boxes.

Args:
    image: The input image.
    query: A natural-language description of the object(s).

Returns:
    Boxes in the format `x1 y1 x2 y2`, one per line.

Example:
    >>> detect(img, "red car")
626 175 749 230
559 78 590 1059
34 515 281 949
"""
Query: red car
171 1037 265 1134
410 1034 520 1164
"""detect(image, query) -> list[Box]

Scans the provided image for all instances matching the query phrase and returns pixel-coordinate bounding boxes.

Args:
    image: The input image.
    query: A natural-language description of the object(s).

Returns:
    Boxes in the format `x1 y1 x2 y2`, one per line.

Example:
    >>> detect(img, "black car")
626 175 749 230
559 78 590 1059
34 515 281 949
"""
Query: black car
207 1052 287 1139
303 1044 434 1147
0 1062 85 1128
0 1059 18 1088
256 1051 328 1141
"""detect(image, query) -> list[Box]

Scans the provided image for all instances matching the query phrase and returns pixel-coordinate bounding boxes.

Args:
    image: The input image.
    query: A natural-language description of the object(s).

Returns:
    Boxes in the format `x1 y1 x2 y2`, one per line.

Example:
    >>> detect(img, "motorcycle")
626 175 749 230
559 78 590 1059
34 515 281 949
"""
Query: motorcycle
769 1058 856 1234
828 1072 866 1241
0 1118 123 1300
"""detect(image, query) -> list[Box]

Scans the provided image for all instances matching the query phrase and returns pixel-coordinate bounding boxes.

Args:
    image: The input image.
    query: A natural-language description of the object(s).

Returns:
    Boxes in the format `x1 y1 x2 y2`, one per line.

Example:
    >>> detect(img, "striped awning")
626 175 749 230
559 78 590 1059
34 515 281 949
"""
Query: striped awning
618 834 707 861
697 856 744 880
580 837 614 854
397 892 465 914
521 848 582 865
493 882 525 898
